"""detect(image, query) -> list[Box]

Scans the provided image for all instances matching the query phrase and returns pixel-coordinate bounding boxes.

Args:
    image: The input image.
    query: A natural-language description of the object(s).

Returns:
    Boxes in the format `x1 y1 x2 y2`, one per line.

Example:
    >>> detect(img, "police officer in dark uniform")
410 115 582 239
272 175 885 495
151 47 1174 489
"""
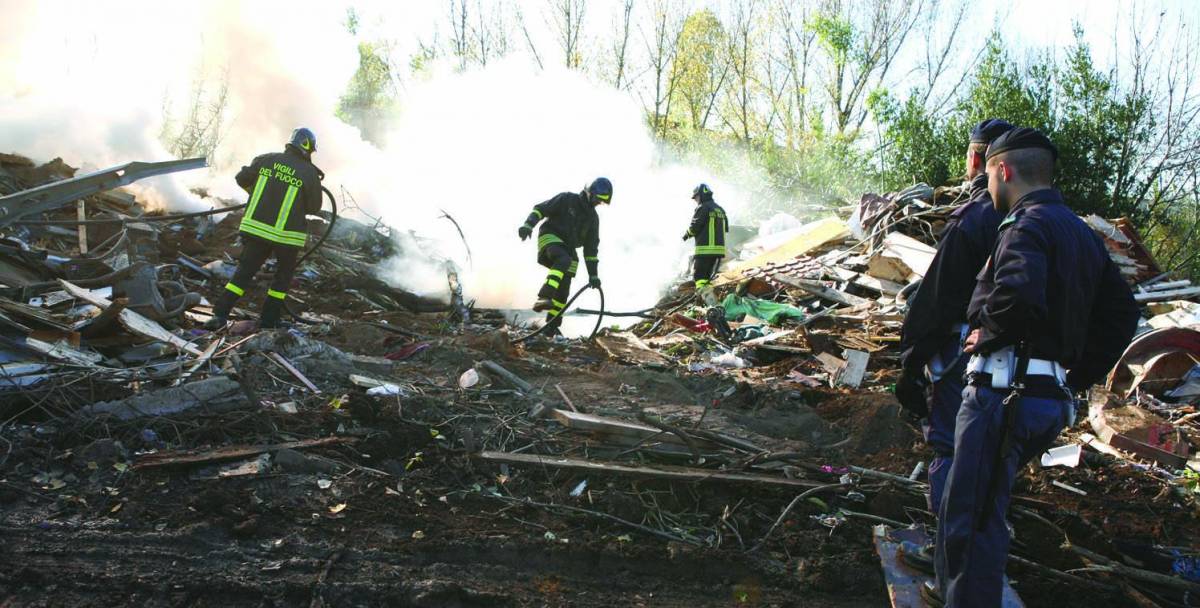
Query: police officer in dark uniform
205 128 324 330
518 177 610 330
897 119 1012 525
683 183 728 306
933 127 1139 606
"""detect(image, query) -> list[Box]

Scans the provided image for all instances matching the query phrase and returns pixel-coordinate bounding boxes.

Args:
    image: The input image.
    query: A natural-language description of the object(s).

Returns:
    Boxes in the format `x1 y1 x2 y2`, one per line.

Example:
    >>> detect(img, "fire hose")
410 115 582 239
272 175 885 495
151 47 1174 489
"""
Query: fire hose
510 284 606 344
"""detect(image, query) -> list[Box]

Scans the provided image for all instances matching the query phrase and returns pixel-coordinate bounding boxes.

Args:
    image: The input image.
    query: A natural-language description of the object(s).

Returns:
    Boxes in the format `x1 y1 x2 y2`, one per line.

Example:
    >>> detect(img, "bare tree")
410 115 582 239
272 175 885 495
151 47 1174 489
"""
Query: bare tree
914 0 980 114
549 0 587 69
515 5 545 70
640 0 685 137
611 0 636 89
776 0 817 147
473 0 511 67
448 0 471 71
162 66 230 161
720 0 759 141
812 0 925 137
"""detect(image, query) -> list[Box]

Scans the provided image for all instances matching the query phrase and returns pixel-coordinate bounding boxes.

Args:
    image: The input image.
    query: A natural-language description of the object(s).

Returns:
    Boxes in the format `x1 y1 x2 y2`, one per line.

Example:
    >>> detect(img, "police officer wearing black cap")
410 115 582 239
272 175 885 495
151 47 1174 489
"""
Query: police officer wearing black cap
933 127 1139 606
897 119 1013 529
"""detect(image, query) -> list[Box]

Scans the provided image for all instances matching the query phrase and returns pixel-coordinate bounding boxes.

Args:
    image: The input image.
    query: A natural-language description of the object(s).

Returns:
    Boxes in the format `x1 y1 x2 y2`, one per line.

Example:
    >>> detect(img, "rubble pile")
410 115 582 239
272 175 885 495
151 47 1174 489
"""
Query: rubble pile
0 156 1198 606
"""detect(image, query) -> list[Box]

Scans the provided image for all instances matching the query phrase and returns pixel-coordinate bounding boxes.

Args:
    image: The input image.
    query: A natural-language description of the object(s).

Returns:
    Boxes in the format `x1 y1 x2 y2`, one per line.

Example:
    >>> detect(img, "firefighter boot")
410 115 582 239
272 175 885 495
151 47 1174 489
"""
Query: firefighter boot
259 296 286 329
532 298 555 312
699 284 718 307
203 288 239 330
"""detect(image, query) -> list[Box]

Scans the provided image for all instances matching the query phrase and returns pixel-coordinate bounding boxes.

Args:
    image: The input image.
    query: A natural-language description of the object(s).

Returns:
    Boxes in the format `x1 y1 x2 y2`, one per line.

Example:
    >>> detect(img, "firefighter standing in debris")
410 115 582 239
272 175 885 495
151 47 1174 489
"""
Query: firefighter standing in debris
683 183 728 306
932 127 1139 607
205 128 323 331
517 177 611 331
895 119 1012 545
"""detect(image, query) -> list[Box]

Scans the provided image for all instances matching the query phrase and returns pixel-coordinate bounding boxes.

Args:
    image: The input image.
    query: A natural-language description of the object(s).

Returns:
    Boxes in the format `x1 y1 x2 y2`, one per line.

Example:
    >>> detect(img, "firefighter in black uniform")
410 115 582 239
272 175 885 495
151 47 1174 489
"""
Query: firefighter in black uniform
517 177 611 330
205 128 324 330
683 183 727 306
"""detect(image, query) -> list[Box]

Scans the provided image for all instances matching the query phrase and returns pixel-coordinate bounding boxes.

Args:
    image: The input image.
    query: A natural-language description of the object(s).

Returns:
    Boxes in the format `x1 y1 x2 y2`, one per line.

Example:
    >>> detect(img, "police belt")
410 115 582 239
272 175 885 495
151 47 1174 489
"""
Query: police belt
966 347 1069 399
924 323 971 383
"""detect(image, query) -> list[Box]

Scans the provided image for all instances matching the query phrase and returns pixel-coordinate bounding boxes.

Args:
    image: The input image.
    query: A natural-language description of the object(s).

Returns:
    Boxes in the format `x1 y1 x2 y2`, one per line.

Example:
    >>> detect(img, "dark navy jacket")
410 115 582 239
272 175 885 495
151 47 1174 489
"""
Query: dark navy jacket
900 174 1002 372
967 188 1139 389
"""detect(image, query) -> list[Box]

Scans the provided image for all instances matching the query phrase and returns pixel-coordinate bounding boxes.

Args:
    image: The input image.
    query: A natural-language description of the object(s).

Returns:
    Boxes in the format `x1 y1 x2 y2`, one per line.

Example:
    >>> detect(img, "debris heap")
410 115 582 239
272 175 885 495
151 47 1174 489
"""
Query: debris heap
1 156 1197 606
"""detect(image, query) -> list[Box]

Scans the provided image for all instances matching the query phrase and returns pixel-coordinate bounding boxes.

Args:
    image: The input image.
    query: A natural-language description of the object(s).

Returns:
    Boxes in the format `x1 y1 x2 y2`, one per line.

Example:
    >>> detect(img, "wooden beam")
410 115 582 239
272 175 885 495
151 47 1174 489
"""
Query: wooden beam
1134 286 1200 303
774 275 871 307
477 451 824 489
60 280 204 356
133 436 357 470
551 408 718 449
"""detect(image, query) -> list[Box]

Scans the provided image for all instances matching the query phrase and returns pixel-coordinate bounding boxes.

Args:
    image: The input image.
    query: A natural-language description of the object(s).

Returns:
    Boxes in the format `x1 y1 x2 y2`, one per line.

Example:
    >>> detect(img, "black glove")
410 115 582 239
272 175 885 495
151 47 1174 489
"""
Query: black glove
682 232 690 241
894 368 929 419
518 225 532 241
588 276 601 288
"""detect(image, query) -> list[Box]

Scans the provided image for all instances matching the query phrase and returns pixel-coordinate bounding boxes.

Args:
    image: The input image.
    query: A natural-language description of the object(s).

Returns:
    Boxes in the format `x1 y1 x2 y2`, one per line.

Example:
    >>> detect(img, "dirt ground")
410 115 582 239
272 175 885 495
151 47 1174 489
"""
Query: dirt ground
1 303 1194 607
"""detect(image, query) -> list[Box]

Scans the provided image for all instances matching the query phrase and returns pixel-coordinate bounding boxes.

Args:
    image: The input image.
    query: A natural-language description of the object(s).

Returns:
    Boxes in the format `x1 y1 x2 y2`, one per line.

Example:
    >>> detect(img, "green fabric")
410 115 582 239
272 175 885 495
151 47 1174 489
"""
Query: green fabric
720 294 806 324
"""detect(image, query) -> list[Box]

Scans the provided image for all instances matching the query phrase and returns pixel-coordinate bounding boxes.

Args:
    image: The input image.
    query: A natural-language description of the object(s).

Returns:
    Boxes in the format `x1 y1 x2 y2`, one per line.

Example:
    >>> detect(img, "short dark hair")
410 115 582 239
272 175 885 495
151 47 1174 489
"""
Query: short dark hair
999 147 1055 183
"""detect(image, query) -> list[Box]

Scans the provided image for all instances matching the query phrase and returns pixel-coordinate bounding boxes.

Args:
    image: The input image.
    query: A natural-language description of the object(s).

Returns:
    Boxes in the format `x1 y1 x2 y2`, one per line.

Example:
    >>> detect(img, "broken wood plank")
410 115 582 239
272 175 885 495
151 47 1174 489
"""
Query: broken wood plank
1088 388 1189 468
0 297 72 331
25 335 103 366
593 332 671 367
551 408 718 449
828 266 903 296
76 199 88 254
267 351 321 394
477 360 533 393
133 436 357 470
477 450 824 489
1140 279 1191 292
1134 286 1200 303
60 280 203 356
718 217 849 284
774 275 871 307
873 525 1025 608
816 352 845 376
837 349 870 388
554 383 580 412
174 337 223 386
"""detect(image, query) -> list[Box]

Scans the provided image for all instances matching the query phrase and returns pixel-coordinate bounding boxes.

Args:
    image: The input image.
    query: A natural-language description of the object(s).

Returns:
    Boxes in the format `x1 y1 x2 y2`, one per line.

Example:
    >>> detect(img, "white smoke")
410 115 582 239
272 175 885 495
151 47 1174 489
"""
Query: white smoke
0 2 763 318
364 59 752 315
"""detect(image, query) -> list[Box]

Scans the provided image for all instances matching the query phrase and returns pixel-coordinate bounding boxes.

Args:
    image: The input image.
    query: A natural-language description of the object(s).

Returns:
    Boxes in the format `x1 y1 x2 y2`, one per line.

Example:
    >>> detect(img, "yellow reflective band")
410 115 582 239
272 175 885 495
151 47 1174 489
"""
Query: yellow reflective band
595 194 610 201
708 214 716 246
552 300 566 309
568 262 578 273
267 289 287 300
224 282 245 297
532 209 544 219
239 219 307 247
547 269 565 279
244 174 269 220
695 245 726 255
546 279 560 289
547 308 562 317
584 256 598 262
695 280 710 288
538 234 564 250
275 185 300 230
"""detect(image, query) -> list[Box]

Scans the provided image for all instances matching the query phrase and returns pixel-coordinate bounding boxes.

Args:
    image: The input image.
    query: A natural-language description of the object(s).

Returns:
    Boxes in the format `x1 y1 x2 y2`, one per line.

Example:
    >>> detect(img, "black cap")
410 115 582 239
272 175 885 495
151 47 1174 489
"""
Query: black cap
969 118 1014 144
985 126 1058 161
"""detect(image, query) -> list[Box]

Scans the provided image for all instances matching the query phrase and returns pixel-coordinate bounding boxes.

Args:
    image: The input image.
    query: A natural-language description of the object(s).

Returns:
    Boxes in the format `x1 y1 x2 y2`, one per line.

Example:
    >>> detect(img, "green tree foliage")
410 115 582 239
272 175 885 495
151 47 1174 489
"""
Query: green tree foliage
337 40 397 145
674 9 728 131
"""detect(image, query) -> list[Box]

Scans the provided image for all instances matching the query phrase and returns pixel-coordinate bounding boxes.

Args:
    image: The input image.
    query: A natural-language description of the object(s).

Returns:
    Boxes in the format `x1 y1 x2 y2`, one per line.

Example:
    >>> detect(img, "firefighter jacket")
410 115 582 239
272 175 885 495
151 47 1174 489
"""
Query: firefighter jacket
687 198 727 256
524 191 600 277
235 147 323 248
